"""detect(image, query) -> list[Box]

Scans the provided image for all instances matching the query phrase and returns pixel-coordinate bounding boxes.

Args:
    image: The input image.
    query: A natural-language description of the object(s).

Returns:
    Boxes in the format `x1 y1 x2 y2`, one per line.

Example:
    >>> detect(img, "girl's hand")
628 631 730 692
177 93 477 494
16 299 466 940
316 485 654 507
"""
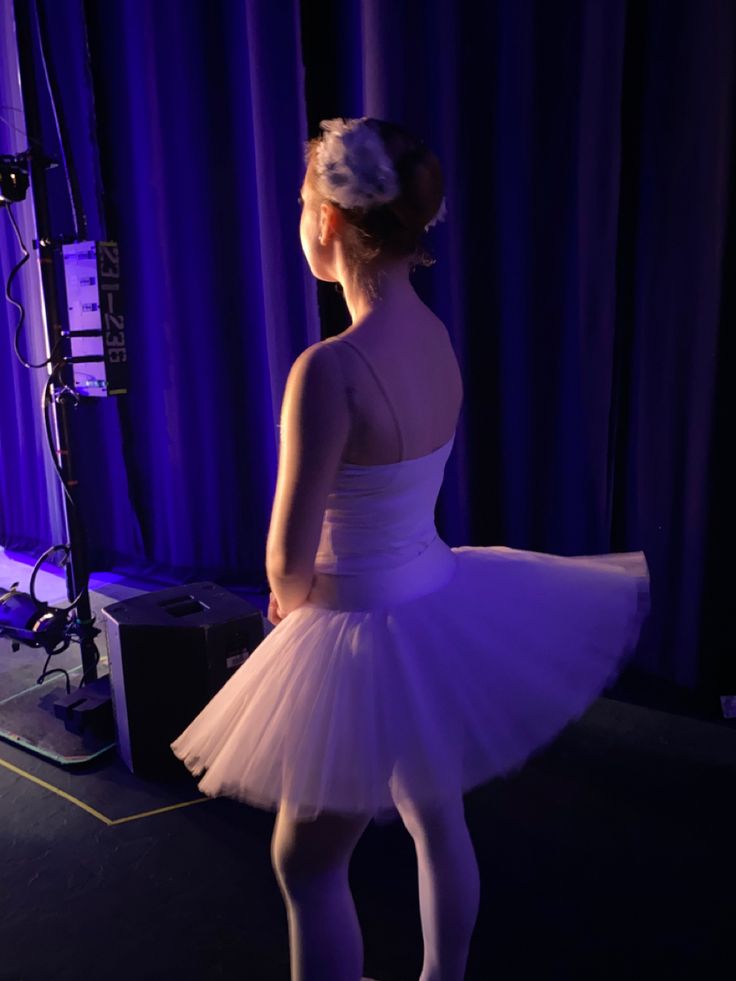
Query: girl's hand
267 591 285 626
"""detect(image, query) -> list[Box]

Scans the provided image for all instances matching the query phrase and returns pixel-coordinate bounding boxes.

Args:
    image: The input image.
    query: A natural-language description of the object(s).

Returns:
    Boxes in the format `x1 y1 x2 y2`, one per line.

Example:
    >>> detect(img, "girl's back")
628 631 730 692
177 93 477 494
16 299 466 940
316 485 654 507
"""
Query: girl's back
324 302 464 466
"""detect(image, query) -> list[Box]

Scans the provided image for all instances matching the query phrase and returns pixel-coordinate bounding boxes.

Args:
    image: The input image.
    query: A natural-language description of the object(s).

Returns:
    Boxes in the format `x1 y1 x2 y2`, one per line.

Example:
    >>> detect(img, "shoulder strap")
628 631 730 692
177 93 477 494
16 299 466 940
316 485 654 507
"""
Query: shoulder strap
339 337 404 460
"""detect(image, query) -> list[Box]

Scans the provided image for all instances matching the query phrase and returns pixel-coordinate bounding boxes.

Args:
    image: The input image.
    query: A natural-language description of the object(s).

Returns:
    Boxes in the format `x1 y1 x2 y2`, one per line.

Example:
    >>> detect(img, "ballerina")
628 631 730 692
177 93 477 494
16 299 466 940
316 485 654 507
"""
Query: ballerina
172 116 650 981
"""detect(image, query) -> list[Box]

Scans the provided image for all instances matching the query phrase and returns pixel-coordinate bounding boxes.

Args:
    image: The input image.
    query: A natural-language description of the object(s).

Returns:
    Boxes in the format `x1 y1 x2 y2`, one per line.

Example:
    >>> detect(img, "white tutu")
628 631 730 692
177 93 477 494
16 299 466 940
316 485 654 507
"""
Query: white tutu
170 434 650 825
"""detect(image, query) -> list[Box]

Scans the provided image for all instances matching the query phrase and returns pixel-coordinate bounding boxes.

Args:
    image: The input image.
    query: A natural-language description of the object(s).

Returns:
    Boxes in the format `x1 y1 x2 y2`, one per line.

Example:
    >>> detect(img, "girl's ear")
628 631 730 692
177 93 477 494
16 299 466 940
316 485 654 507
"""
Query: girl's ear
319 200 342 245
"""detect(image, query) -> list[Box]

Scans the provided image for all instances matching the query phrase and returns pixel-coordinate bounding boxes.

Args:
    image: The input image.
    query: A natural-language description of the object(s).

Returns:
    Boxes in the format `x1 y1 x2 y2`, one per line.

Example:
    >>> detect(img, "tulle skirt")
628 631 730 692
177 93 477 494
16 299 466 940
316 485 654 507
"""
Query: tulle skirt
170 544 650 825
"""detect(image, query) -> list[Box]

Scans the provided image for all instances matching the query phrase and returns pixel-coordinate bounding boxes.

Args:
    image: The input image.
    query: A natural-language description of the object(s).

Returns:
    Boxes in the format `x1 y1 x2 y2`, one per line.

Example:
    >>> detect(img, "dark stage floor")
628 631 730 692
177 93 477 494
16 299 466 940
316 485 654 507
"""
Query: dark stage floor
1 549 734 980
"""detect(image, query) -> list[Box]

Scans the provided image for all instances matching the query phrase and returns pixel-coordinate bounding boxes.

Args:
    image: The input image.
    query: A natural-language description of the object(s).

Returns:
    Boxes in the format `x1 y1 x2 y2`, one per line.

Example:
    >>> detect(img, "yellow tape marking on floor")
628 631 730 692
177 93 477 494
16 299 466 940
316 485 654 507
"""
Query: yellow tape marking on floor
0 757 211 825
109 797 211 825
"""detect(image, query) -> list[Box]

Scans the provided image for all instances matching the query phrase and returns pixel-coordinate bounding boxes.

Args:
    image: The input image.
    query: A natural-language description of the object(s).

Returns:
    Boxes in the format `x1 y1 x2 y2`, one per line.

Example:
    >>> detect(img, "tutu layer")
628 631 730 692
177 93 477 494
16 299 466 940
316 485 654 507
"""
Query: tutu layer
170 544 650 825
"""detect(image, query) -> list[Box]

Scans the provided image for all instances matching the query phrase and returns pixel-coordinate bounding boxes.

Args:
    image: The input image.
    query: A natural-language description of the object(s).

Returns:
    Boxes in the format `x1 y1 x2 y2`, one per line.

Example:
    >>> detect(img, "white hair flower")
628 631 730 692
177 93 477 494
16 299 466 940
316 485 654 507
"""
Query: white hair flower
314 116 448 231
315 117 400 210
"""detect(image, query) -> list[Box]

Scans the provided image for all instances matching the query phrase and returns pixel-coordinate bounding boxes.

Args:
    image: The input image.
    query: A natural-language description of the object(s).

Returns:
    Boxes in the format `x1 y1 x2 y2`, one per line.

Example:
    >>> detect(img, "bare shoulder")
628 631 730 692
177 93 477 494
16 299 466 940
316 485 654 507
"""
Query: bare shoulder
290 338 344 374
282 340 346 409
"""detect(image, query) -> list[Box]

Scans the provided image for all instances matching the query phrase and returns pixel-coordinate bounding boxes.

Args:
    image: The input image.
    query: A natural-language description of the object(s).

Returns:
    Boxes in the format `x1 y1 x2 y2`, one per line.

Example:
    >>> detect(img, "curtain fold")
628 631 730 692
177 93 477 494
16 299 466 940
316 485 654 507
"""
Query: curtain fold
82 0 317 585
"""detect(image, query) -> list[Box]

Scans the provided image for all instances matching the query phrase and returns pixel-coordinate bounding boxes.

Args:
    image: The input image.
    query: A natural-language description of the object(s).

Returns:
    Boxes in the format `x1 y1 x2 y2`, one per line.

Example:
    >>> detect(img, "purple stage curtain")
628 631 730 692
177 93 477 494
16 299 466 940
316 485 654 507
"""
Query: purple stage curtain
0 0 733 690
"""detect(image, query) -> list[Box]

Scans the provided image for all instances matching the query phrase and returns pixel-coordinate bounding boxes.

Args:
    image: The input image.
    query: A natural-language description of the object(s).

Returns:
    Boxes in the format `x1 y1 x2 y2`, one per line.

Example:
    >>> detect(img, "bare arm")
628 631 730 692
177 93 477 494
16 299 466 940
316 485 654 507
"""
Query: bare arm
265 342 349 617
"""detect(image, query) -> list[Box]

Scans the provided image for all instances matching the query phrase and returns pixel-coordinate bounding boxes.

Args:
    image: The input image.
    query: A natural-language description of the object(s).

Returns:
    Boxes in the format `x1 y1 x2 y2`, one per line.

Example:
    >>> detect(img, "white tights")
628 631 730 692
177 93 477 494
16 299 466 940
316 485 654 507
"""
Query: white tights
271 794 480 981
400 793 480 981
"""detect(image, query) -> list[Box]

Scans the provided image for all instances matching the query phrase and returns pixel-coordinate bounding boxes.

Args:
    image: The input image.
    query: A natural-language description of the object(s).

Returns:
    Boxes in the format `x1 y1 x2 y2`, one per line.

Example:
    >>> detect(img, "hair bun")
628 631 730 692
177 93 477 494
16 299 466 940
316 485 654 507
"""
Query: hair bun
303 117 446 288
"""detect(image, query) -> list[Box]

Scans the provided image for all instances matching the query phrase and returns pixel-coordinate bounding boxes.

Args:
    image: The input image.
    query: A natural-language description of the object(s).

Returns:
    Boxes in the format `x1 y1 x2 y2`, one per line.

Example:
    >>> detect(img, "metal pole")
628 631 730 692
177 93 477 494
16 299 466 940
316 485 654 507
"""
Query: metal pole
13 0 99 685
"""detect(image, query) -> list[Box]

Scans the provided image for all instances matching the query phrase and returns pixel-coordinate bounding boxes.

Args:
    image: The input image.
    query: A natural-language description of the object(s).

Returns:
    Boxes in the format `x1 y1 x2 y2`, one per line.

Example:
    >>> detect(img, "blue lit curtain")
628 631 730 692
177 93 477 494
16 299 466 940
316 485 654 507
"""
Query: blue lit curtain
0 0 733 691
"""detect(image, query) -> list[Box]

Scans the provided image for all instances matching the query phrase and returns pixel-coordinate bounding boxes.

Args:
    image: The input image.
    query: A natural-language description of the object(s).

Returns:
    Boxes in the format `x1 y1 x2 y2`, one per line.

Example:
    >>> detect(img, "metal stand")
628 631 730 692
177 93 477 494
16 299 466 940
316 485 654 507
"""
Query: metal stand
0 0 116 763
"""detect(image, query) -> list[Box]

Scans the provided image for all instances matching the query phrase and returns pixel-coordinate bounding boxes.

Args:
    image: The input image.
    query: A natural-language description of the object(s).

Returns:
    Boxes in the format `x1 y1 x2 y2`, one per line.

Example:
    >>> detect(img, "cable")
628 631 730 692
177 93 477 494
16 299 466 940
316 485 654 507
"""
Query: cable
33 0 84 240
0 111 31 144
36 666 71 694
75 643 101 689
0 106 43 149
2 200 60 368
29 543 69 604
0 104 46 150
1 204 70 518
3 193 81 516
40 371 94 618
3 205 92 614
29 543 86 612
41 367 78 510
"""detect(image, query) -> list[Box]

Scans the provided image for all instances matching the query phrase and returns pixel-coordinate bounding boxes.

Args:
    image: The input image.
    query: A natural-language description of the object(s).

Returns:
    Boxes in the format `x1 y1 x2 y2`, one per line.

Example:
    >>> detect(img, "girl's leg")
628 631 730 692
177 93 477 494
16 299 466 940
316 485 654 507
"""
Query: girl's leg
271 802 372 981
394 792 480 981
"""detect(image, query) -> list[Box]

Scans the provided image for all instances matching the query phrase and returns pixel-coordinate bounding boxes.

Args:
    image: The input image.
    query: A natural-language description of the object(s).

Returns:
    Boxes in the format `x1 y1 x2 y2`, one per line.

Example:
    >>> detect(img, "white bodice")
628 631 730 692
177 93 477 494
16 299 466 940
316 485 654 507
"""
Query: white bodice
306 434 457 610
